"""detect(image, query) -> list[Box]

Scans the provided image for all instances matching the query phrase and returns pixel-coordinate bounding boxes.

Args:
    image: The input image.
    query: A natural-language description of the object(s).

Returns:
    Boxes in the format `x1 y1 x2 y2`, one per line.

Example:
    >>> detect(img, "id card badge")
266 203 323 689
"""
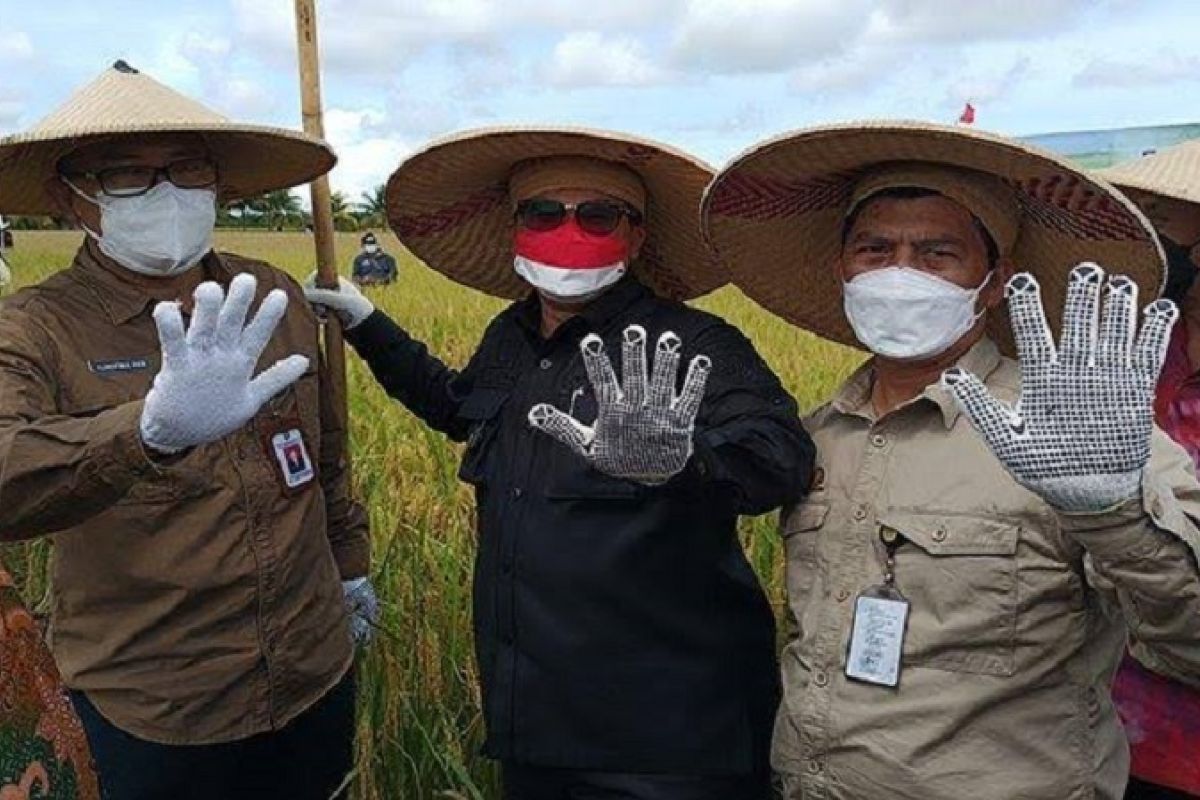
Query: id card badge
261 421 316 493
845 585 909 688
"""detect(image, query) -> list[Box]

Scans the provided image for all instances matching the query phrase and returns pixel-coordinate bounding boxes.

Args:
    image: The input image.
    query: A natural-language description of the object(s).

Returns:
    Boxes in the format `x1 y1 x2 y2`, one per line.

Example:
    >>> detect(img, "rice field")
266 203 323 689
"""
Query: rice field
0 230 864 799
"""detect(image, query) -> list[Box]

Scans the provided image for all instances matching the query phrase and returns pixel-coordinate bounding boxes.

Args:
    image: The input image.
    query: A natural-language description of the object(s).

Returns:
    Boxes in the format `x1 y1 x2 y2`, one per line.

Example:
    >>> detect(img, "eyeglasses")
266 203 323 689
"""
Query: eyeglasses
515 198 643 237
65 157 219 198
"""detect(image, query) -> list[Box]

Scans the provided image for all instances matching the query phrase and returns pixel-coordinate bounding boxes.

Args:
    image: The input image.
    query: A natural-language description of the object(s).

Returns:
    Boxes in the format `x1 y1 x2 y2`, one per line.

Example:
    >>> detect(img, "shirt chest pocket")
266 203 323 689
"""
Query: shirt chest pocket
782 501 828 602
62 387 215 505
882 511 1021 677
457 388 508 486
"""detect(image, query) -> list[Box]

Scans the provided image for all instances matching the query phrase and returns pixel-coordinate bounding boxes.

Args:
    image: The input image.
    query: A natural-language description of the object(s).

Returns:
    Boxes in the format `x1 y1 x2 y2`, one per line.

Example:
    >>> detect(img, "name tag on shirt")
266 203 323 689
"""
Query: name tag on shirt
270 428 315 490
845 588 909 688
88 357 151 375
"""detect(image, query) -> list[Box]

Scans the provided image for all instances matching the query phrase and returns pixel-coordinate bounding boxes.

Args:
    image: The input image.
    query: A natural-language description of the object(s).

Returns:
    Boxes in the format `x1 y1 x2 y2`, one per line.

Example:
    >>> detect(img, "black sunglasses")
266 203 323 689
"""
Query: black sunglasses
515 198 643 237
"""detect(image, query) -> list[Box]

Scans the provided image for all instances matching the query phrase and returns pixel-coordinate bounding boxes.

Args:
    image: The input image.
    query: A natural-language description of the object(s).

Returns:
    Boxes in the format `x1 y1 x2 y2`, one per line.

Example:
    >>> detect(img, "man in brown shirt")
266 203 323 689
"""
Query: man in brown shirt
0 62 371 799
704 122 1200 800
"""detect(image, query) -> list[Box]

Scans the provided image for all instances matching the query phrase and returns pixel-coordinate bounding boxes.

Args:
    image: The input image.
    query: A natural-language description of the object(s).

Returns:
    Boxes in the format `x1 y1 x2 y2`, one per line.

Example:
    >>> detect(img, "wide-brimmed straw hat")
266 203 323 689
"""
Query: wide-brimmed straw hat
0 61 335 215
1098 139 1200 207
702 120 1164 354
386 126 723 301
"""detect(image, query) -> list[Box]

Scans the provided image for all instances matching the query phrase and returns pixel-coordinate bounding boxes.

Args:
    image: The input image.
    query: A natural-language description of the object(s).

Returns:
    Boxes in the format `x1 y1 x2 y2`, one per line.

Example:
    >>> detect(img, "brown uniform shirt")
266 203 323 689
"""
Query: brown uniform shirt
0 245 369 745
777 338 1200 800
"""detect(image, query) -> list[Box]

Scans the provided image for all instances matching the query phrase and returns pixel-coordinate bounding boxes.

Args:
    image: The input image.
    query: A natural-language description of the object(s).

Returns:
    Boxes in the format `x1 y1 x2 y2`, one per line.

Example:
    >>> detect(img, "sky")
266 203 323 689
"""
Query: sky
1 0 1197 203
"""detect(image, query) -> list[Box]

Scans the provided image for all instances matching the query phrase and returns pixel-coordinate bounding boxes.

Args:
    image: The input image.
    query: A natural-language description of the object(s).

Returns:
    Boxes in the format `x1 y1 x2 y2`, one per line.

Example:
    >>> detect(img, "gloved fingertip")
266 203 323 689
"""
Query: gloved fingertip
194 281 224 304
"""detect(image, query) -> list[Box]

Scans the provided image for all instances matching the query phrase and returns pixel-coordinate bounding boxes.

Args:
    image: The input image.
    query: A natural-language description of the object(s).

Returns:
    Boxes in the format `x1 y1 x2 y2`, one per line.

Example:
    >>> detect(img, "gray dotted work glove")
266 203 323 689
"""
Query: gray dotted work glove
343 577 380 648
303 273 375 329
942 263 1178 513
140 274 310 454
528 324 712 486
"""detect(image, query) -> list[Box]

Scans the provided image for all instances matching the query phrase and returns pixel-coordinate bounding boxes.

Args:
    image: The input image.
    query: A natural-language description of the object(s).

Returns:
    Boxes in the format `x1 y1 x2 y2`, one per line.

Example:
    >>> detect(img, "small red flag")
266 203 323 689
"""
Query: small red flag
958 102 976 125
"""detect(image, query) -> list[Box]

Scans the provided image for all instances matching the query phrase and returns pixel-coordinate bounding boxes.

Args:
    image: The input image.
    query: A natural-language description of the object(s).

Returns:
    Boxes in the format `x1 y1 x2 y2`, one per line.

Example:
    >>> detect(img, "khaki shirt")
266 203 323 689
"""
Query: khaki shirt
777 338 1200 800
0 245 368 745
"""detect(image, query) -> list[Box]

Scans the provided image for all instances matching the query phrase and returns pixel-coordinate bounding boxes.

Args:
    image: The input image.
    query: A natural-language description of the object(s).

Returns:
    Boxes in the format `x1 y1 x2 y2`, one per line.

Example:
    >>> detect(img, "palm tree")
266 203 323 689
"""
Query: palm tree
262 189 302 231
357 184 386 228
330 191 357 232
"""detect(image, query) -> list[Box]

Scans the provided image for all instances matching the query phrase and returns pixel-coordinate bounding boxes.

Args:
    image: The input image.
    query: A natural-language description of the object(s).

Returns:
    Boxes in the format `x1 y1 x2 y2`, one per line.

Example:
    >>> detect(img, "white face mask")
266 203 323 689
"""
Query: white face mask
68 180 216 277
843 266 991 361
514 255 627 305
364 244 380 254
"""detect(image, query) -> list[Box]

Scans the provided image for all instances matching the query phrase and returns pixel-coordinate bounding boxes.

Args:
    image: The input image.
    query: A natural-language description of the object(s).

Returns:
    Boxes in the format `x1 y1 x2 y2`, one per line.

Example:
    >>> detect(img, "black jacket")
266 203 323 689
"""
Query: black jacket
346 278 814 775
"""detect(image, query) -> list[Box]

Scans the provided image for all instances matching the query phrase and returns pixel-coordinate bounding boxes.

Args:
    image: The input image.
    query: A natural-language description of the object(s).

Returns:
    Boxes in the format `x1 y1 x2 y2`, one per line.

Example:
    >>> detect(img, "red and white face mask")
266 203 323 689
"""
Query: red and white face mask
514 221 628 304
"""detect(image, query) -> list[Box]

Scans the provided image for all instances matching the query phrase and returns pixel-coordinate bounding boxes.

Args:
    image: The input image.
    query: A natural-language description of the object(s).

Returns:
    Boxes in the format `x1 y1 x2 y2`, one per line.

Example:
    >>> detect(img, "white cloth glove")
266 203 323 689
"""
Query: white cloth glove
342 577 380 647
528 324 712 486
943 264 1178 512
303 273 375 329
140 274 310 454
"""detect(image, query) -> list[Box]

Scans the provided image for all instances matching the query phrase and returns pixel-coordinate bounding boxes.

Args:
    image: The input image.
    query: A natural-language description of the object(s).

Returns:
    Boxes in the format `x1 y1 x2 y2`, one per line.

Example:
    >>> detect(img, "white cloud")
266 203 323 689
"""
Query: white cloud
548 32 670 88
792 47 896 94
0 90 25 131
0 31 35 62
211 76 277 117
945 56 1033 108
328 136 411 200
670 0 873 73
325 107 389 144
870 0 1097 42
1074 54 1200 89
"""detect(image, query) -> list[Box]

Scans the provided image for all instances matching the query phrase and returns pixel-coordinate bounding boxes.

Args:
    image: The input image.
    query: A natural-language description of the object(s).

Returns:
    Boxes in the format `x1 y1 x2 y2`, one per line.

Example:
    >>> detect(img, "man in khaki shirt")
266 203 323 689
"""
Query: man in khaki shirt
0 63 372 799
704 122 1200 800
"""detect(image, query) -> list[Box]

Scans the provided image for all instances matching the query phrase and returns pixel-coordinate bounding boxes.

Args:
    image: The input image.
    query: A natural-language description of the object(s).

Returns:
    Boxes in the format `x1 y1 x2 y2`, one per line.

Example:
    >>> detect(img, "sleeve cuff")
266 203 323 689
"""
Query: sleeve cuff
97 401 165 480
344 309 398 351
1059 470 1199 562
330 537 371 580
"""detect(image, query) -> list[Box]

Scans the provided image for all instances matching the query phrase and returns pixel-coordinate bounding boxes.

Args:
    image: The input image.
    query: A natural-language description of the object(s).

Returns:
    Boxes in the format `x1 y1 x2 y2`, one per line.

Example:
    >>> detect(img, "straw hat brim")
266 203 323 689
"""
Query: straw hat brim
0 123 336 215
1098 145 1200 208
386 126 723 301
702 120 1164 355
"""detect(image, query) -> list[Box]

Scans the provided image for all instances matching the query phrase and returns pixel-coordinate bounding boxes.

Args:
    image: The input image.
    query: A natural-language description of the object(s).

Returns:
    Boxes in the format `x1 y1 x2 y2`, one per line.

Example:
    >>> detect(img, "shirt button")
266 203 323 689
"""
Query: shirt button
853 504 868 522
835 588 850 602
814 671 829 687
932 526 948 542
871 433 887 448
539 358 553 371
511 487 524 500
807 759 822 775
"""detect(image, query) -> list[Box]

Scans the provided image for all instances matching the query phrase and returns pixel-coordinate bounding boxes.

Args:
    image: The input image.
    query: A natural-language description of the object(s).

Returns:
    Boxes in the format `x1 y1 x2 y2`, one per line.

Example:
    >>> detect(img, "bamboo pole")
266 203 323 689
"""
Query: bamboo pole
293 0 350 432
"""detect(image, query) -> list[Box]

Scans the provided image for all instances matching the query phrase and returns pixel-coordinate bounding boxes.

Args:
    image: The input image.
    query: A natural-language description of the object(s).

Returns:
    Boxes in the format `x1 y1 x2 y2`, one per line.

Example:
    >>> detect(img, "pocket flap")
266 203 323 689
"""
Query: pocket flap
459 388 509 421
783 502 829 537
879 511 1019 556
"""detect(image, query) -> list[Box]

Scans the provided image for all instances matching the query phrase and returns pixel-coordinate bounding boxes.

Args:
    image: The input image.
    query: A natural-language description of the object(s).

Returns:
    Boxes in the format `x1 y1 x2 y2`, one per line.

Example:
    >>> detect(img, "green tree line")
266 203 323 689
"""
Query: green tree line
1 184 388 233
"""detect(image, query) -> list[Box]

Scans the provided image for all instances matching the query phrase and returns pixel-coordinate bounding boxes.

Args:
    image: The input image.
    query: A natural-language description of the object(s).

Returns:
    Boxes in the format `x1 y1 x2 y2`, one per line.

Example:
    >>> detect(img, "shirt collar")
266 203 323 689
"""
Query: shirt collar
826 337 1004 429
73 242 234 325
513 276 651 339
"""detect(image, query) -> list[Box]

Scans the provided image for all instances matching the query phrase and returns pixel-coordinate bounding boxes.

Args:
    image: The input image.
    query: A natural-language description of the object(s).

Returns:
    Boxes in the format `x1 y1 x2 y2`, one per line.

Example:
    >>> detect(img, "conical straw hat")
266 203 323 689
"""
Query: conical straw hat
386 126 723 301
0 61 335 215
1098 138 1200 206
702 120 1164 355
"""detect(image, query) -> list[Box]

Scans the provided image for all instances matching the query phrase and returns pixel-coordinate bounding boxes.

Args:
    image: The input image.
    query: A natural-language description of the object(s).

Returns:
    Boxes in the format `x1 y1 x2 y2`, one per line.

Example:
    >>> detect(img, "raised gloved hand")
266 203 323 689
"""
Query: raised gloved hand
140 274 309 454
943 264 1178 512
342 577 380 647
528 325 712 486
303 273 375 329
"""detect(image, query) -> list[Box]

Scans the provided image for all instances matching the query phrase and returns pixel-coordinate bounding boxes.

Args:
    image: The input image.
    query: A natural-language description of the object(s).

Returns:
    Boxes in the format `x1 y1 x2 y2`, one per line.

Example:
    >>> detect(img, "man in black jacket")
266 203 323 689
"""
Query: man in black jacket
307 127 814 800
